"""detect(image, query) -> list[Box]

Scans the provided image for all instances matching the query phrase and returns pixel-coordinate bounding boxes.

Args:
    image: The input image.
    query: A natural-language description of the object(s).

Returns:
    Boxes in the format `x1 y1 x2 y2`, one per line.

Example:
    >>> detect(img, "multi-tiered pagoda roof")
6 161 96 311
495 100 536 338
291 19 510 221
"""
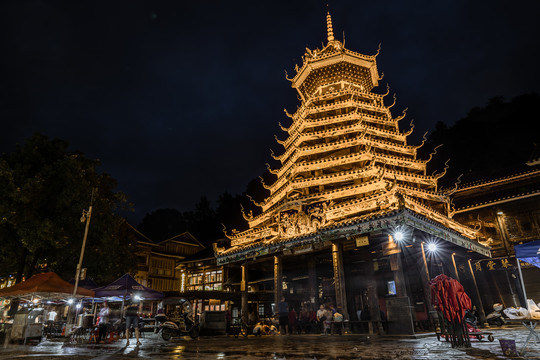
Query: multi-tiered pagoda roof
216 12 489 264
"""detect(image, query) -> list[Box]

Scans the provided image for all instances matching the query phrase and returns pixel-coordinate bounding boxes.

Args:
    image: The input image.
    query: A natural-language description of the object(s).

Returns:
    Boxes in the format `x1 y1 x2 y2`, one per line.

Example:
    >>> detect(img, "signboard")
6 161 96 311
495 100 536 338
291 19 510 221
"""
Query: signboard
472 256 533 271
355 236 369 247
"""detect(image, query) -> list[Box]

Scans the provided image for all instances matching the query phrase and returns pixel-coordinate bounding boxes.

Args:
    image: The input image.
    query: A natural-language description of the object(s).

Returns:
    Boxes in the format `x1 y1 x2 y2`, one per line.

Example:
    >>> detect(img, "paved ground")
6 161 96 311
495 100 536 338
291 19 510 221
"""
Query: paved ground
0 325 538 360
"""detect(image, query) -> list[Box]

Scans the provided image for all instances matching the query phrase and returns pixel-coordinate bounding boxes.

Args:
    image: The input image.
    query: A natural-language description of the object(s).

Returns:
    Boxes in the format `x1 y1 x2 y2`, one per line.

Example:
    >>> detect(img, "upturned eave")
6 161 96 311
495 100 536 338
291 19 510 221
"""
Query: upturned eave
292 52 379 90
215 208 490 265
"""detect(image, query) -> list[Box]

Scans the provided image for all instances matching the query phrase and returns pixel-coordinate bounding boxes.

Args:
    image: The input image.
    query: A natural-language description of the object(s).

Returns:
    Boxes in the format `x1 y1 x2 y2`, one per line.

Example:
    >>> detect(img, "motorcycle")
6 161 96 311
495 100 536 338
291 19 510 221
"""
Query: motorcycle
486 303 505 326
159 312 199 340
158 298 199 340
464 309 478 327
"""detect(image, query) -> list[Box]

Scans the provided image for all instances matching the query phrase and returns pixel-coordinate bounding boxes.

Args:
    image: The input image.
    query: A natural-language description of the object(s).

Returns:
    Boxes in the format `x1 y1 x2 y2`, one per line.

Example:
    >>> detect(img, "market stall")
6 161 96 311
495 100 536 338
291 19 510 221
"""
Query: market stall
511 240 540 355
92 274 164 336
0 272 95 300
0 272 94 343
93 273 164 304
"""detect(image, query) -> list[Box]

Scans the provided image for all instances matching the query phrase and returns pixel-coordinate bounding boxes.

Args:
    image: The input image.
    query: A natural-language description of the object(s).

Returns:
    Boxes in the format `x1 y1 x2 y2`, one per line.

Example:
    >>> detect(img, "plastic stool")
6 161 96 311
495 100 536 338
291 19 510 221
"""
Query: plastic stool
108 331 119 342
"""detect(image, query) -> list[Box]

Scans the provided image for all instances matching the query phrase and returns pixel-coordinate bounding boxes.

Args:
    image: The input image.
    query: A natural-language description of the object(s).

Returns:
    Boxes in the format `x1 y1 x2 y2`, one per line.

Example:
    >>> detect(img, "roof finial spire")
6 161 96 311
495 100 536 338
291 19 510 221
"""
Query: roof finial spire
326 4 335 42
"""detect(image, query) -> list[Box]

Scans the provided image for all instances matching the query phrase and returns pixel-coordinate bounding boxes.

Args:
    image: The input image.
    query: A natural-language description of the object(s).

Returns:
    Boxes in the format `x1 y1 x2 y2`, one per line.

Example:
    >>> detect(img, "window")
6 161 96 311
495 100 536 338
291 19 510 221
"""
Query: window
187 273 204 291
387 280 396 296
201 270 223 292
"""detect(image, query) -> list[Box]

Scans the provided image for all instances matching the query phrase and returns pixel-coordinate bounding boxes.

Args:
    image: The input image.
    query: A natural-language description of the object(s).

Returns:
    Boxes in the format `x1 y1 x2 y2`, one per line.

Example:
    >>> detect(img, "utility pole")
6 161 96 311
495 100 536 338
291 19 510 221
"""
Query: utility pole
72 189 95 298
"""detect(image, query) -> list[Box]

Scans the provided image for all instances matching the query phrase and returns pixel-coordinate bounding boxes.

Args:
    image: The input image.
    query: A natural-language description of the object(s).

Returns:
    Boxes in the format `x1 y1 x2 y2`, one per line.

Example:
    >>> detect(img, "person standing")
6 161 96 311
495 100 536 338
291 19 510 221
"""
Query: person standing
47 309 57 323
316 305 326 334
298 307 309 334
97 301 110 343
288 307 297 334
154 302 167 334
225 308 232 335
278 296 289 335
124 296 142 346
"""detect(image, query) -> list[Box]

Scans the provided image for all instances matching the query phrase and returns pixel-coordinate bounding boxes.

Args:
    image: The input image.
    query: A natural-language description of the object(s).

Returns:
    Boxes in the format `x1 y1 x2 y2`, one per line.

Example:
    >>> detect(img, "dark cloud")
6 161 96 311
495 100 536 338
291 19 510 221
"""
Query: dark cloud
1 0 539 223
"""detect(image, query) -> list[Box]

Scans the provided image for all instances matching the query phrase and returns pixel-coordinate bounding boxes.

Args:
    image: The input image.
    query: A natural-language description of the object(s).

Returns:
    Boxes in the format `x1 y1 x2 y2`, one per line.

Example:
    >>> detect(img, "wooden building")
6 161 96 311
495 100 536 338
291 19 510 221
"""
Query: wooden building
131 226 205 292
450 166 540 313
214 12 491 334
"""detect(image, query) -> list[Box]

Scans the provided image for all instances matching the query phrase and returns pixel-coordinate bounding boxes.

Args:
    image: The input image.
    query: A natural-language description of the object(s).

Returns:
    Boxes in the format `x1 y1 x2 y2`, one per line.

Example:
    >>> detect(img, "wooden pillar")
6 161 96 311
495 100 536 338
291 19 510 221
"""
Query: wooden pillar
419 243 437 326
451 253 461 283
390 253 408 297
495 212 512 256
332 242 349 319
308 257 317 307
363 258 383 334
241 263 248 322
274 256 282 313
467 259 488 327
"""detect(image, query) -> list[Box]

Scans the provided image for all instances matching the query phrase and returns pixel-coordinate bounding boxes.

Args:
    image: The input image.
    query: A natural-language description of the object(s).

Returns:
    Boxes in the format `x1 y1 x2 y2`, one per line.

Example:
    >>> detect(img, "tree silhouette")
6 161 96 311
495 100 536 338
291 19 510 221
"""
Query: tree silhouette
0 133 136 284
137 208 187 242
420 93 540 185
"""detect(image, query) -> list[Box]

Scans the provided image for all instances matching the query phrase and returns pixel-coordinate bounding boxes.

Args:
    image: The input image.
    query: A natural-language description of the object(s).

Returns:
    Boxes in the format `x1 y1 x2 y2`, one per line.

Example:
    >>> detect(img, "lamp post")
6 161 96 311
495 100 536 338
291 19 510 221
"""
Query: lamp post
451 253 460 282
72 189 95 298
421 242 430 281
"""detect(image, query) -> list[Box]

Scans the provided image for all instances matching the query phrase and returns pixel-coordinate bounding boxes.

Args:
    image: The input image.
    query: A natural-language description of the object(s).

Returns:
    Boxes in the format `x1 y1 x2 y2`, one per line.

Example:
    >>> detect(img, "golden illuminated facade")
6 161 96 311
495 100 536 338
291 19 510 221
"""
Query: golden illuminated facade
216 13 488 264
214 12 491 334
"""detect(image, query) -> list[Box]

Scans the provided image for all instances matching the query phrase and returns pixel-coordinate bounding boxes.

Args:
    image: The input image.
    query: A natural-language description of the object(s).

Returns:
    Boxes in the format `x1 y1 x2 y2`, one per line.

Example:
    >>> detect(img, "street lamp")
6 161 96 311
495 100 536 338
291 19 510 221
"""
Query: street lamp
72 189 95 299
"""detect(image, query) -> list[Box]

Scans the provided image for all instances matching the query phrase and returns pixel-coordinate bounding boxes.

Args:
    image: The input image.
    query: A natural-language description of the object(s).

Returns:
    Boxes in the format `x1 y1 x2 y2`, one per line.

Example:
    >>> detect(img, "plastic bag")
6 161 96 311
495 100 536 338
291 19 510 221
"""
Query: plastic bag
503 307 528 320
527 299 540 319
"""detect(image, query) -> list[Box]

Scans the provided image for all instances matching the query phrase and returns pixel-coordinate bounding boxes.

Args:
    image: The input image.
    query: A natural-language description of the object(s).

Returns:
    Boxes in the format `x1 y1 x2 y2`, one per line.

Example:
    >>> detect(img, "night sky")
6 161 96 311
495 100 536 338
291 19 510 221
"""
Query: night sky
2 1 539 224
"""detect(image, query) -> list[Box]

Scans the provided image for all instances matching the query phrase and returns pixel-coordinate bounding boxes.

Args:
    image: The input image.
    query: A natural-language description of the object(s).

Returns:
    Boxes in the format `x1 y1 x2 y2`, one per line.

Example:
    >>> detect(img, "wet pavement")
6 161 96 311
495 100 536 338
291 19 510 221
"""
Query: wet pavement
0 325 538 360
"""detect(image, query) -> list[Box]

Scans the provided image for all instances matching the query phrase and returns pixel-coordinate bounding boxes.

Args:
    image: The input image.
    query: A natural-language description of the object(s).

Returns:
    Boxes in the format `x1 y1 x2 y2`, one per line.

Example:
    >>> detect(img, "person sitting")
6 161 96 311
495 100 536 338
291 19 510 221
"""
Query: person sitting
248 309 258 326
253 321 264 336
333 309 344 335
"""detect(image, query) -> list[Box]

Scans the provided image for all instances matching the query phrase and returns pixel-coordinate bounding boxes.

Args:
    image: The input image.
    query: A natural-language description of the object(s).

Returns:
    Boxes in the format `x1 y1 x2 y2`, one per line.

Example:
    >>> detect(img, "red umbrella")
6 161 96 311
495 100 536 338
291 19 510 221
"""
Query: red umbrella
430 274 472 348
430 274 471 322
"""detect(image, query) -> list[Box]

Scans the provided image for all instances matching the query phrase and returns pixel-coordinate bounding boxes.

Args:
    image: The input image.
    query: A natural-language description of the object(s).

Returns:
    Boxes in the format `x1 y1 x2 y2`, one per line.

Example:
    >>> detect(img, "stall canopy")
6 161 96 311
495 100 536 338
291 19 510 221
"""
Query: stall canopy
93 274 164 300
515 240 540 269
68 277 99 290
0 272 94 299
514 240 540 310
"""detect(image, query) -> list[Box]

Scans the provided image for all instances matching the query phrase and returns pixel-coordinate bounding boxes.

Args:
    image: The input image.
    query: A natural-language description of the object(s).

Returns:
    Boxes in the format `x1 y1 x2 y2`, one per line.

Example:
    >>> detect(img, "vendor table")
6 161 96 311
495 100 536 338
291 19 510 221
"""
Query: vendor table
506 319 540 355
